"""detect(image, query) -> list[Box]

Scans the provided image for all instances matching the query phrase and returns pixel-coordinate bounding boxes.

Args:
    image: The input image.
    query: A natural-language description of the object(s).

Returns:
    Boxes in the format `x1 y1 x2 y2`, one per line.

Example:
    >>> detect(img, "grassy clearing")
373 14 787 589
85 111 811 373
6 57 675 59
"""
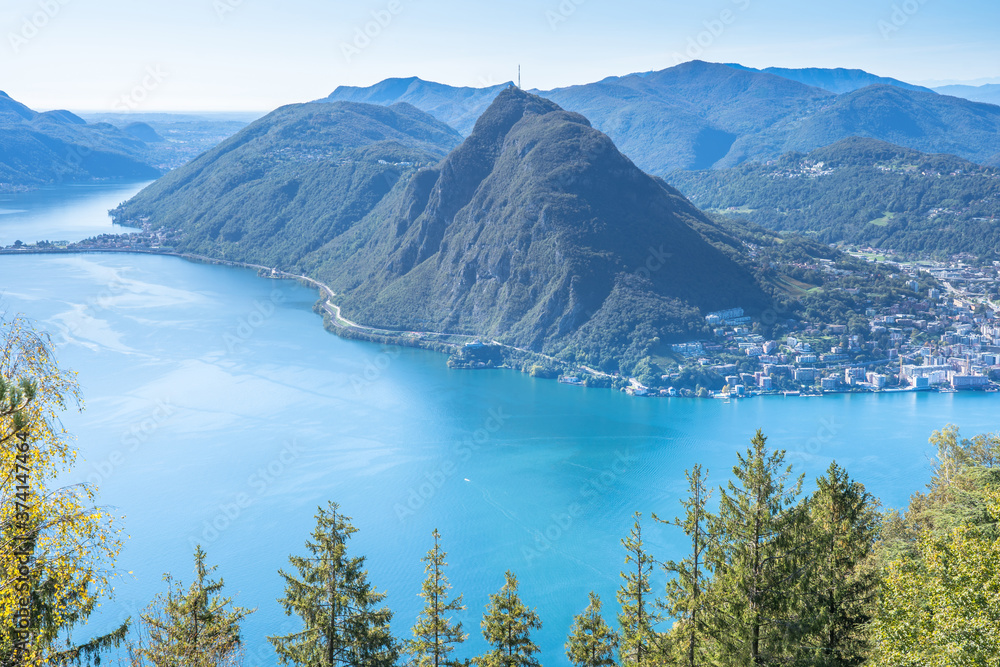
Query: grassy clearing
869 212 895 227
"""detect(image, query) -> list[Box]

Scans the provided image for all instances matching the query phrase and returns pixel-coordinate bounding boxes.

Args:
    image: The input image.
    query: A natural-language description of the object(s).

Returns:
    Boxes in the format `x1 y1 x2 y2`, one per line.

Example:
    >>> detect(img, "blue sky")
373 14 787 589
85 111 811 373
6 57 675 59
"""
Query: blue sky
1 0 997 111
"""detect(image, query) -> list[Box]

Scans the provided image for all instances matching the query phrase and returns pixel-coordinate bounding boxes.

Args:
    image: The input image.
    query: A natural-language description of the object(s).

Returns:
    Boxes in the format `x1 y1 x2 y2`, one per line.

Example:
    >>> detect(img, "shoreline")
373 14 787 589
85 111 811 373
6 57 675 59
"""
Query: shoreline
3 246 997 400
0 245 607 384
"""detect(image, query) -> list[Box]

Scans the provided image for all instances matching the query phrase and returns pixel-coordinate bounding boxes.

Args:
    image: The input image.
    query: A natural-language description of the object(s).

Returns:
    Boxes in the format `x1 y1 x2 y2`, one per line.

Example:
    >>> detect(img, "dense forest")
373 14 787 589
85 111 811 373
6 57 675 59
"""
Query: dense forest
3 316 1000 665
668 137 1000 261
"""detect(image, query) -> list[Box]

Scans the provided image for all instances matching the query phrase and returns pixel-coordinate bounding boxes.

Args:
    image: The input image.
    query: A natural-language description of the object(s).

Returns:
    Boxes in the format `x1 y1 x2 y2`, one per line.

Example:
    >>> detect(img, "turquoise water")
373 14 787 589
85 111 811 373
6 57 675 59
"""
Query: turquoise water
1 187 998 665
0 181 151 246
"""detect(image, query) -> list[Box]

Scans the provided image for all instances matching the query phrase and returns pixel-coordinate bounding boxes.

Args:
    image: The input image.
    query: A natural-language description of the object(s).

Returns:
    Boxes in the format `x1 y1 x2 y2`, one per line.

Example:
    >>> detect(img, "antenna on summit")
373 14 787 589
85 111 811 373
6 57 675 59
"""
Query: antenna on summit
518 65 521 90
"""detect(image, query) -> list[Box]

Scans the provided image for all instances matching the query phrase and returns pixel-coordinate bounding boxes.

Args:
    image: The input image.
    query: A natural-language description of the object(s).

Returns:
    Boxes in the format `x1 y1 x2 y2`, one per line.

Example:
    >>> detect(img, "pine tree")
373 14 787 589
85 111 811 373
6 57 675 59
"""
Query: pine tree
617 513 660 667
803 462 880 665
134 545 254 666
408 529 467 667
657 465 713 667
268 502 397 667
707 429 807 666
565 591 618 667
475 570 541 667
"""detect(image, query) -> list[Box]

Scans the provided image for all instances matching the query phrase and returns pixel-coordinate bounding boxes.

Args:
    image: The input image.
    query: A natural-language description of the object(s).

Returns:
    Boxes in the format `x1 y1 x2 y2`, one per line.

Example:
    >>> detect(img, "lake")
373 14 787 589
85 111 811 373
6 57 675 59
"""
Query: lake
1 183 997 665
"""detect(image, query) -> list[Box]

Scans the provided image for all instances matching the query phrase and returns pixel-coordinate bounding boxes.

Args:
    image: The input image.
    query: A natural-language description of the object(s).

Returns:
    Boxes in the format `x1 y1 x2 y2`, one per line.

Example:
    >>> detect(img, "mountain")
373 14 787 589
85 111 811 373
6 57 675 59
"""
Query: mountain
123 122 165 143
755 85 1000 166
668 136 1000 259
317 61 1000 175
302 88 771 371
725 64 932 94
115 88 771 374
539 61 834 173
112 101 463 266
0 91 161 186
934 84 1000 107
320 77 512 136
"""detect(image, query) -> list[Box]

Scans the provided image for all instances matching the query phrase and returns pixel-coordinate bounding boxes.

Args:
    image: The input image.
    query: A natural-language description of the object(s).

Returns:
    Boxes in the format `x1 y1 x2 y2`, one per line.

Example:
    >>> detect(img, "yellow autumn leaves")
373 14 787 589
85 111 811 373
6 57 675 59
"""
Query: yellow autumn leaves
1 315 124 666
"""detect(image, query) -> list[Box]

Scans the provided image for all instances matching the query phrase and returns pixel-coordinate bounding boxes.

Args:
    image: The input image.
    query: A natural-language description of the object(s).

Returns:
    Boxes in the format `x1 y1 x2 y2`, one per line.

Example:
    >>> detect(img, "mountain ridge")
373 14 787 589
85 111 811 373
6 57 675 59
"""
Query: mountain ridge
0 91 161 186
319 61 1000 174
724 64 933 94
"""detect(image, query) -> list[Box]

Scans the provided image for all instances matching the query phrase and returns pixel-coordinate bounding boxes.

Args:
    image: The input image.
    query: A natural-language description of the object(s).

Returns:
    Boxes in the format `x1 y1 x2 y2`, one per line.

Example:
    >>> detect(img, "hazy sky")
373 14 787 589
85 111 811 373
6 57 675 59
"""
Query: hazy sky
1 0 997 112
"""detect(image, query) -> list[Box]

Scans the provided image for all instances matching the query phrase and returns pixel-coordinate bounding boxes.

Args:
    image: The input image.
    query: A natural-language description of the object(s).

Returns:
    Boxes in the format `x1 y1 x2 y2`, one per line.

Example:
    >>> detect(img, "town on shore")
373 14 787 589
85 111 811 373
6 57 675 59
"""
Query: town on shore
638 250 1000 399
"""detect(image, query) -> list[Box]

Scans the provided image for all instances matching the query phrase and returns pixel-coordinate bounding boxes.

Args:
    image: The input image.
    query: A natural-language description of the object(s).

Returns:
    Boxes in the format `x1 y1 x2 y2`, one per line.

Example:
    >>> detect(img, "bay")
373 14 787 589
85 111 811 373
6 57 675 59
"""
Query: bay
0 181 152 247
1 186 997 665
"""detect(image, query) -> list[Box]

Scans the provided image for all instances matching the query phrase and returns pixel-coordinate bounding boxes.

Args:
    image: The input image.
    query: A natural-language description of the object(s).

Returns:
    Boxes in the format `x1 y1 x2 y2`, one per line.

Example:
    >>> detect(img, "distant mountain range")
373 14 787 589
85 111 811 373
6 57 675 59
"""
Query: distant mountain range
114 89 771 374
933 83 1000 106
78 111 259 171
0 91 161 186
723 64 934 94
320 61 1000 174
318 79 513 142
668 136 1000 259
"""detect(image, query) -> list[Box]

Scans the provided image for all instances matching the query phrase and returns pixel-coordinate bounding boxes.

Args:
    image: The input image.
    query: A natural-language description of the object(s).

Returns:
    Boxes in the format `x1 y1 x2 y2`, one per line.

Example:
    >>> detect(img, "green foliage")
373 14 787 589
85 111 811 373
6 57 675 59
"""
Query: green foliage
269 502 398 667
706 430 807 666
130 545 253 667
870 425 1000 662
616 513 660 667
657 466 712 667
670 137 1000 261
0 316 129 667
565 592 618 667
878 425 1000 562
870 515 1000 665
475 571 542 667
803 462 881 665
408 529 467 667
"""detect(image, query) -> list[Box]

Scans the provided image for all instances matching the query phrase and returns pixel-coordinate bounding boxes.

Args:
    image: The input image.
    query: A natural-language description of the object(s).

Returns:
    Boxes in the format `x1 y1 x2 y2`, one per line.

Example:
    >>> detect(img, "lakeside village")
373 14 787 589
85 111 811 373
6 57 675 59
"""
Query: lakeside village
615 253 1000 399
